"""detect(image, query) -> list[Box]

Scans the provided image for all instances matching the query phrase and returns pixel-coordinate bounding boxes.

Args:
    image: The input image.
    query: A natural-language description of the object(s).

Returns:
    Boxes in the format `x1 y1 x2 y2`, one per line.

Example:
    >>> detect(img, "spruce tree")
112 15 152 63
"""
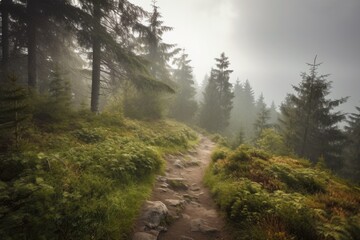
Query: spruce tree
199 53 234 132
280 57 347 169
240 80 256 139
229 80 245 135
254 94 270 139
344 106 360 180
49 68 72 108
124 1 177 119
196 74 209 102
269 101 279 126
1 0 12 81
0 76 28 149
199 69 221 132
168 50 197 122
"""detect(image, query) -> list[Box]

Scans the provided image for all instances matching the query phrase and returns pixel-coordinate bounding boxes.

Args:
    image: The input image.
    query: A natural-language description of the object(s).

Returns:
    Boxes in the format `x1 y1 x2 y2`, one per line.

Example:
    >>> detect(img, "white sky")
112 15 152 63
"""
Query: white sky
131 0 360 113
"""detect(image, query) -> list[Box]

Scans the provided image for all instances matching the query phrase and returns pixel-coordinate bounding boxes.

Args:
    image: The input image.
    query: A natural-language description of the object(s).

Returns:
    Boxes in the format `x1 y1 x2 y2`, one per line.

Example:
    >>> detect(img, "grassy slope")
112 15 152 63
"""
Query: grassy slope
0 111 198 240
205 145 360 240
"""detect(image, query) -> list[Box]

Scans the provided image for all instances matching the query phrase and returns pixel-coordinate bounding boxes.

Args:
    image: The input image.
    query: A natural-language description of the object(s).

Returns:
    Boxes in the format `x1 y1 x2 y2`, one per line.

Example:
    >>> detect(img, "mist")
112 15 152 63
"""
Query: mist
133 0 360 112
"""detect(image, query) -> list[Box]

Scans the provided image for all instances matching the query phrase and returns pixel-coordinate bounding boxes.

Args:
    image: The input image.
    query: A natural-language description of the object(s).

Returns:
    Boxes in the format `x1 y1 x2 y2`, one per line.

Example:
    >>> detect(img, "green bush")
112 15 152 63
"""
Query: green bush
211 147 229 162
73 128 105 144
269 165 326 194
255 128 291 156
206 145 360 240
0 113 197 239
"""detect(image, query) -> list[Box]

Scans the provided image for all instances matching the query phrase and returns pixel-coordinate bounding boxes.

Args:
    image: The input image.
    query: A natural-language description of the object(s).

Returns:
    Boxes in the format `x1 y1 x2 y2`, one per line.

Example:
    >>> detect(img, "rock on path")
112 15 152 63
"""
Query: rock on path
132 136 229 240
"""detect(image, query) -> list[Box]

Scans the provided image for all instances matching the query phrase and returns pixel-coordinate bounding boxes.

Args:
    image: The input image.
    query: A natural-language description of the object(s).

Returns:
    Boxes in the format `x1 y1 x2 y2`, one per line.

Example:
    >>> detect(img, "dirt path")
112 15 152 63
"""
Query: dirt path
132 135 230 240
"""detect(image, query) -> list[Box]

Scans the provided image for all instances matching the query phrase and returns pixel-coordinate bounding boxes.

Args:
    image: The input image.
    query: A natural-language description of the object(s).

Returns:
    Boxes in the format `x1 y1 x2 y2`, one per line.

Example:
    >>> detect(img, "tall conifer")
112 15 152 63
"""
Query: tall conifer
199 53 234 132
280 57 347 169
169 51 197 122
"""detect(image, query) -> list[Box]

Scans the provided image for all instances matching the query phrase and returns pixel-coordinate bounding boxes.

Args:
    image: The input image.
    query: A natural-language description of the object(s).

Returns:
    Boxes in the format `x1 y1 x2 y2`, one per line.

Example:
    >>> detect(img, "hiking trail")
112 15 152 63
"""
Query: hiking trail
132 135 230 240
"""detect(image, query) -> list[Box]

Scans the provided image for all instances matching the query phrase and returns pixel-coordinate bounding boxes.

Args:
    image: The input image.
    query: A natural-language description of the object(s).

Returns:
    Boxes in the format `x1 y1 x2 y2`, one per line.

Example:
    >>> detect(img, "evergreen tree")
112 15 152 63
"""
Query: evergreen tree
199 70 221 132
255 128 290 156
280 57 347 169
0 76 28 149
229 80 244 133
0 0 12 81
168 50 197 122
124 1 177 119
199 53 234 132
255 93 266 114
343 106 360 180
145 1 178 82
232 127 245 149
0 0 89 91
269 101 279 126
238 79 256 139
254 94 270 138
197 74 209 102
49 67 72 107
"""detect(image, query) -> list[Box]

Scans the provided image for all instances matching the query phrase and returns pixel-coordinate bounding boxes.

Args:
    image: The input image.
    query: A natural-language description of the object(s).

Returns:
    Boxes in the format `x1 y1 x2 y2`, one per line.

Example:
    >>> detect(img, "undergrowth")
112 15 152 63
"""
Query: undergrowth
0 111 198 239
205 145 360 240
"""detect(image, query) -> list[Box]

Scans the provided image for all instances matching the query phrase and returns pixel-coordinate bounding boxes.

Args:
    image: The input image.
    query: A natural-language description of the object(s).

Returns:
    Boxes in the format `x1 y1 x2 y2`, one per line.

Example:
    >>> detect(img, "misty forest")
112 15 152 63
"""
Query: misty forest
0 0 359 239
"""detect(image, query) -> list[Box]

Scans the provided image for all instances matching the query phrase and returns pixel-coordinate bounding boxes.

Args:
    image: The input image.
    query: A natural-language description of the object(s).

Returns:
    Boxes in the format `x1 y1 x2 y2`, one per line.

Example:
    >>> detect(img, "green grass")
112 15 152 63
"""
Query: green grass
0 111 198 240
205 145 360 240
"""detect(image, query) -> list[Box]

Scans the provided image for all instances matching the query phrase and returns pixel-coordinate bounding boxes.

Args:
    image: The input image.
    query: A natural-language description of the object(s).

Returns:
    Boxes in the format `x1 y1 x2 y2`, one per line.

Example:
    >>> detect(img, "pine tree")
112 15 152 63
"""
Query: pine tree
49 68 71 107
168 50 197 122
229 80 244 134
280 56 347 169
1 0 12 81
254 94 270 138
240 79 256 139
269 101 279 126
0 76 28 149
199 53 234 132
123 1 178 119
145 1 178 82
199 70 221 132
343 106 360 180
196 74 209 102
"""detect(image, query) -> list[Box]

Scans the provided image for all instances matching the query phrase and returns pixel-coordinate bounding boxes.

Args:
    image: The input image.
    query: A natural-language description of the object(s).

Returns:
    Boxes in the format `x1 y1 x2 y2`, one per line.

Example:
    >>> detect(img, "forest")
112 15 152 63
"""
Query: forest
0 0 359 239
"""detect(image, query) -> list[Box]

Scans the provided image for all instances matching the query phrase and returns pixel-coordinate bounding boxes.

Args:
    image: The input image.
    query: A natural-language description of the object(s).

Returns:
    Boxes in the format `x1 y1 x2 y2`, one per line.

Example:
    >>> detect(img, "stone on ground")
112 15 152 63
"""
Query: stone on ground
132 231 158 240
190 218 219 233
142 201 168 230
166 178 188 190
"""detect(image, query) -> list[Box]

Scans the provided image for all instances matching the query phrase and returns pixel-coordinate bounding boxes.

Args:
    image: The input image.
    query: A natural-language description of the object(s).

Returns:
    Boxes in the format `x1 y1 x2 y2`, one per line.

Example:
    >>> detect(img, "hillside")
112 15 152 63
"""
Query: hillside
205 145 360 240
0 112 198 239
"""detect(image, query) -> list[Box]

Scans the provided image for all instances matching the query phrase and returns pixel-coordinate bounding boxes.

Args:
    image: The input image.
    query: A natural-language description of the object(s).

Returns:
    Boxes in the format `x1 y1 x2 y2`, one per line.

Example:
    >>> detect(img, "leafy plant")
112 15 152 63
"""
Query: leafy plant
205 145 360 240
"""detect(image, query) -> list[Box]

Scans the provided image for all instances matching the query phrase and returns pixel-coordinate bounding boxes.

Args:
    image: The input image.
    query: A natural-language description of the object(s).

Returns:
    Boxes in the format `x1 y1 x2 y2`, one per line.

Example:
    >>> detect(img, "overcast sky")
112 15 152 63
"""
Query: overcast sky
132 0 360 113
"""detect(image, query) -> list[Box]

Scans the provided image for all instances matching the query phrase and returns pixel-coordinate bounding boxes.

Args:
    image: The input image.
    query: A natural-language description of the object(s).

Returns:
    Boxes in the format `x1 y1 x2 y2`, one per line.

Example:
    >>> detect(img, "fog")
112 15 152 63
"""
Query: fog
132 0 360 113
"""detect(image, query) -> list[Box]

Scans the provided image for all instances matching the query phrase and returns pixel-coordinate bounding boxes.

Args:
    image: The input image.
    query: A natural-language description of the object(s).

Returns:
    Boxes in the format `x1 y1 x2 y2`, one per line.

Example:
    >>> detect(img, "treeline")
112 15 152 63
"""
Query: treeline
197 55 360 182
0 0 188 112
0 0 198 142
0 1 359 181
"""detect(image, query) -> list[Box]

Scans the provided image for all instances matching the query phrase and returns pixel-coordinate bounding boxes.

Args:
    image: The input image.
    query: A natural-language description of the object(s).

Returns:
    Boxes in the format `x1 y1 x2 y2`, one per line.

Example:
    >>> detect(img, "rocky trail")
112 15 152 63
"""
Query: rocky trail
132 136 230 240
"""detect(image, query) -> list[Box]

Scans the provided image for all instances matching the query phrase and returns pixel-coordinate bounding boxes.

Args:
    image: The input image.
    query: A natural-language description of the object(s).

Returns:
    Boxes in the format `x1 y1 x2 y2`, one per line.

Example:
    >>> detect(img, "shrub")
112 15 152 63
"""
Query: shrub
73 128 105 144
255 128 290 156
0 113 197 239
206 145 360 240
211 147 229 162
269 165 326 194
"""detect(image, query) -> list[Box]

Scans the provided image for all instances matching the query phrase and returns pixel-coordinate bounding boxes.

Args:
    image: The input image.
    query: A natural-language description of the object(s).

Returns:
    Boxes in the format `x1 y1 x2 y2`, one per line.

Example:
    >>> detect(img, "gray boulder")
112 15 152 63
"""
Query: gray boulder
142 201 168 229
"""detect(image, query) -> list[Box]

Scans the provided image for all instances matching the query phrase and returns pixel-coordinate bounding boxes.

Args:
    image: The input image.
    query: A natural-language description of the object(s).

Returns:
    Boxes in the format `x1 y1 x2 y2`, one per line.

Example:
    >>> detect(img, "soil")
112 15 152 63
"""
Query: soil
133 135 231 240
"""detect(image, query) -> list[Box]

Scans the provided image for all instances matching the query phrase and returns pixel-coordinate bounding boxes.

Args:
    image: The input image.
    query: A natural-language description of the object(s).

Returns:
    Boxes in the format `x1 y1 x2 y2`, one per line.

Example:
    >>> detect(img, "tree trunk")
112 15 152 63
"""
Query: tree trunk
27 0 37 89
1 0 11 81
90 1 101 112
